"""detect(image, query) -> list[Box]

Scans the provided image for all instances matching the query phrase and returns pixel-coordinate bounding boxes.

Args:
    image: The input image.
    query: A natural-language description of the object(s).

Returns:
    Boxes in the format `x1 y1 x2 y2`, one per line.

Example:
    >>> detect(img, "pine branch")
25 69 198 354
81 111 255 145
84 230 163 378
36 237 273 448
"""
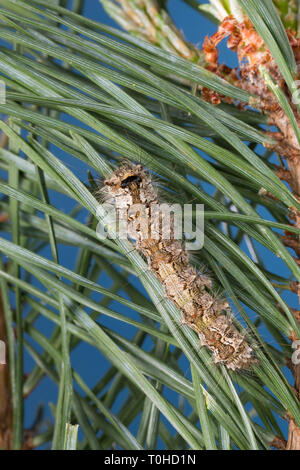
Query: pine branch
1 0 300 449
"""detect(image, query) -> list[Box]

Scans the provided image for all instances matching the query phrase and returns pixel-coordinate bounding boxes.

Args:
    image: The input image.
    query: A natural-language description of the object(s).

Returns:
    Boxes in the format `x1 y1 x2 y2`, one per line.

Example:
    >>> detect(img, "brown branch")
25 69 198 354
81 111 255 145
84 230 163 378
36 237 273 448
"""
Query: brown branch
0 214 37 450
275 167 292 184
0 290 13 450
286 419 300 450
270 435 288 450
281 235 300 258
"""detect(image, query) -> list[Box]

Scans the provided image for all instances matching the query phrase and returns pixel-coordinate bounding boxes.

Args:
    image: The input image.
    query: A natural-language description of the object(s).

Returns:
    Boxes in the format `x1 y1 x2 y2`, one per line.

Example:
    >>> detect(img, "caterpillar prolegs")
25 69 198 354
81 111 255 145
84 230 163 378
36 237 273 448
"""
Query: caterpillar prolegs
103 163 257 371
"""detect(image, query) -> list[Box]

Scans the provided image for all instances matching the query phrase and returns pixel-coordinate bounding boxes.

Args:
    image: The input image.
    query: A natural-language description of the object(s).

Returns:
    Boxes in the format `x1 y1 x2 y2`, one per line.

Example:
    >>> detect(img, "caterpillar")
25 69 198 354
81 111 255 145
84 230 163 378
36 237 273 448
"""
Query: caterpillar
103 162 257 371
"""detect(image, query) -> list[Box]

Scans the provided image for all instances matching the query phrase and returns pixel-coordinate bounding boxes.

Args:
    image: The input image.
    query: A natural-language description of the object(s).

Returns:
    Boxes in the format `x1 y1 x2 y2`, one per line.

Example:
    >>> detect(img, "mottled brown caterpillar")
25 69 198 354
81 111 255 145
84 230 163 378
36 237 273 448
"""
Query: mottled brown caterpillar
103 163 257 370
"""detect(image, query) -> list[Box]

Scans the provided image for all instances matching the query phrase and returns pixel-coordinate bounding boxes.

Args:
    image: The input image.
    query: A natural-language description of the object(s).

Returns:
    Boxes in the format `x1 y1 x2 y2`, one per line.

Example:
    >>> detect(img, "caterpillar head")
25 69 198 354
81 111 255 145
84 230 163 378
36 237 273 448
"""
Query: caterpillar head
104 163 157 207
105 164 143 192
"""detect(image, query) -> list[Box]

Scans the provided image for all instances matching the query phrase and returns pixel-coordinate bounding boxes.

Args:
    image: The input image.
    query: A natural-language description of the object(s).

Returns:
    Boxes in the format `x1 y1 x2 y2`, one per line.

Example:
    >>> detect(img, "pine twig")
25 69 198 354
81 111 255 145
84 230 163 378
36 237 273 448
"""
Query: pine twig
100 0 203 61
0 288 13 450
